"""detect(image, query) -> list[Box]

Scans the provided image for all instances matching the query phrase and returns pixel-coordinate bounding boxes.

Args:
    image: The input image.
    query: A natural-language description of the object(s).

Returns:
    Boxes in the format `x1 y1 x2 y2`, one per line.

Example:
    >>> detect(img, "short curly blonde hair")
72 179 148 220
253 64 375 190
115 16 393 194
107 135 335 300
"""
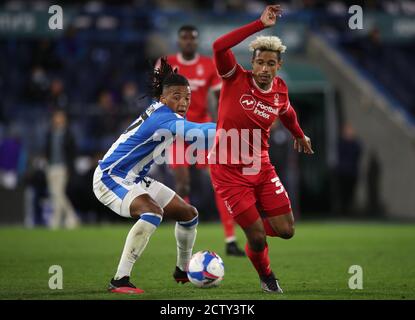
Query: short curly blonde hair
249 35 286 58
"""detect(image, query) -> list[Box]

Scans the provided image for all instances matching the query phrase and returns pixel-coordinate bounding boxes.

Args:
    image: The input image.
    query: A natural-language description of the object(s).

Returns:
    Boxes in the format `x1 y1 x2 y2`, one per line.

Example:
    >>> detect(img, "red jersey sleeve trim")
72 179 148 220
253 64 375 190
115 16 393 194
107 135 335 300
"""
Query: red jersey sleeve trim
279 101 291 115
220 64 237 78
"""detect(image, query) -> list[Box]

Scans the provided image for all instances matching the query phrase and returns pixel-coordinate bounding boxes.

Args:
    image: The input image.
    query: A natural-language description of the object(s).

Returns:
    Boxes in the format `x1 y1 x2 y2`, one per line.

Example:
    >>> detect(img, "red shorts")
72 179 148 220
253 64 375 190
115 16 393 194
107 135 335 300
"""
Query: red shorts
169 138 208 169
210 162 291 218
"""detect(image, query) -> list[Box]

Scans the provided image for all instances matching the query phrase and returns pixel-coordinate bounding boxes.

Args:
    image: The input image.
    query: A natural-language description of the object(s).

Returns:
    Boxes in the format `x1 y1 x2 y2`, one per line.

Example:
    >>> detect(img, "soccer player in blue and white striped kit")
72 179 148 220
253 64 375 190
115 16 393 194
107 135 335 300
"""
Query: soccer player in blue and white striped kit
93 58 215 294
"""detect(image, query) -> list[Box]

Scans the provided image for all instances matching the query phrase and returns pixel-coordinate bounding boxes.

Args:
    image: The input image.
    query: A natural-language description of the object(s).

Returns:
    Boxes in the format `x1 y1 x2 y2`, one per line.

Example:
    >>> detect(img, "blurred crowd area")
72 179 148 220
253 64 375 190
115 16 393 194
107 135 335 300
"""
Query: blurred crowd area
0 0 413 226
3 0 415 14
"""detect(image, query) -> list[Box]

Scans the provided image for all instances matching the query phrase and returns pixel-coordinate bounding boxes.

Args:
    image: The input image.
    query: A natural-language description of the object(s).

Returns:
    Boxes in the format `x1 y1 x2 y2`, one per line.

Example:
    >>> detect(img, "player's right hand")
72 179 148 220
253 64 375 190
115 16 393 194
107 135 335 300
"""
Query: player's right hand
260 5 283 28
294 135 314 154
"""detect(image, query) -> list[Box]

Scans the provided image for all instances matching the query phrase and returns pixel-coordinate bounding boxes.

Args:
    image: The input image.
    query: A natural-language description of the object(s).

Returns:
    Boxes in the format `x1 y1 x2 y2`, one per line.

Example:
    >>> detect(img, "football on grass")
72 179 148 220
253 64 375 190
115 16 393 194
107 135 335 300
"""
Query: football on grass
187 250 225 288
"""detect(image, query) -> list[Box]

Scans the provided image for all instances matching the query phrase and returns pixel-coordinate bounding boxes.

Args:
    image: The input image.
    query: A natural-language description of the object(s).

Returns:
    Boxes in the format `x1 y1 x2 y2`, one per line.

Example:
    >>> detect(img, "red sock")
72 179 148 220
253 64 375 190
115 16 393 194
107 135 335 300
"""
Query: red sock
262 218 279 237
215 192 235 239
244 242 272 277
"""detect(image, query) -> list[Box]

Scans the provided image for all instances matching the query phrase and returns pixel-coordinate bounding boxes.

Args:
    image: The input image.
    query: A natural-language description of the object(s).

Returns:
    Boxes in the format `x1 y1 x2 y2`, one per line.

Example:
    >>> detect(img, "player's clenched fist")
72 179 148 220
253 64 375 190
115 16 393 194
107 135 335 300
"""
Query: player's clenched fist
260 5 283 27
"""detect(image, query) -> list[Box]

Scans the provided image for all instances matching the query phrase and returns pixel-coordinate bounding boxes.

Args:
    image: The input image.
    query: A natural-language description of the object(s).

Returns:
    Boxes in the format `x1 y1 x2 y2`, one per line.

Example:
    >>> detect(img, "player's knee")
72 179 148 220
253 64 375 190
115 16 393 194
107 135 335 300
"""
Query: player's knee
152 206 164 217
279 225 295 239
185 205 198 221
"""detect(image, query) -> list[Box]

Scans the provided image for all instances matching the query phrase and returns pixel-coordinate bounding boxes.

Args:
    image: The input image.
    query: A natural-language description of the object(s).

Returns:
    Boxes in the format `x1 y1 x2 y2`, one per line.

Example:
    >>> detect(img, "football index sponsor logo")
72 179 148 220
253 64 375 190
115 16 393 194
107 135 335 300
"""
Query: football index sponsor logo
240 94 256 110
240 94 279 120
254 101 279 119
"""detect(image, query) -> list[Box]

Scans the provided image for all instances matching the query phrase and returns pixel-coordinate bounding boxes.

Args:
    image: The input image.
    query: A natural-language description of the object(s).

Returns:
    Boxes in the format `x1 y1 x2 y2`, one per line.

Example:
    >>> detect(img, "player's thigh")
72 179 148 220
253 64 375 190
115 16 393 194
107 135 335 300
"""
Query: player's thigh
118 180 163 219
141 177 196 221
128 194 163 219
256 166 292 218
163 194 198 222
93 170 127 217
139 176 177 208
210 165 256 217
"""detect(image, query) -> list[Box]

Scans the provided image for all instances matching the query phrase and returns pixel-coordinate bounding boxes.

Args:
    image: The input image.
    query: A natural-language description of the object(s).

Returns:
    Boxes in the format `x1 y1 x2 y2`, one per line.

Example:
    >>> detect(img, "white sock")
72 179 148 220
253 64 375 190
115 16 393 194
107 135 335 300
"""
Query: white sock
175 215 198 271
114 213 162 280
225 236 236 243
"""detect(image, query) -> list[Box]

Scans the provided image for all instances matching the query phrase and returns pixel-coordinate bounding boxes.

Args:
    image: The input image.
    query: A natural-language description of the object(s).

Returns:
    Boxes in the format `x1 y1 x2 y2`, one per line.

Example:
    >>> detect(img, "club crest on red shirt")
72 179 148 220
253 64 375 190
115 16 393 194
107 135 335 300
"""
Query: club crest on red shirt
274 93 279 105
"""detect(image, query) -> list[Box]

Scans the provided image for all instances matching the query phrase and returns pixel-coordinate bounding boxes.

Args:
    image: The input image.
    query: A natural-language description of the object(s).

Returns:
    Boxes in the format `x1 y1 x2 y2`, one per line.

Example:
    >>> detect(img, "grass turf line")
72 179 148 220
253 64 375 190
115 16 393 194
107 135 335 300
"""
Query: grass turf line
0 222 414 300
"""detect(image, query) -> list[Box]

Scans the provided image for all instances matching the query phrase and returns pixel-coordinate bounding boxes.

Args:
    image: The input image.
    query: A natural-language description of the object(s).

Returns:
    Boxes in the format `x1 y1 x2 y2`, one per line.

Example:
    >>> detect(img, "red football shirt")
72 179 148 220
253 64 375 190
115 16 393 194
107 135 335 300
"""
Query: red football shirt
210 64 291 166
167 53 221 123
209 19 304 169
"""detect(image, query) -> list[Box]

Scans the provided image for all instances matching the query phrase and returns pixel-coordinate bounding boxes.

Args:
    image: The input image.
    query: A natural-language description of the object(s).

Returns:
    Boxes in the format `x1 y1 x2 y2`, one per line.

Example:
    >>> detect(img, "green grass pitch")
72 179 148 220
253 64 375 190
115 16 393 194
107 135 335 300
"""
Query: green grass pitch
0 222 414 300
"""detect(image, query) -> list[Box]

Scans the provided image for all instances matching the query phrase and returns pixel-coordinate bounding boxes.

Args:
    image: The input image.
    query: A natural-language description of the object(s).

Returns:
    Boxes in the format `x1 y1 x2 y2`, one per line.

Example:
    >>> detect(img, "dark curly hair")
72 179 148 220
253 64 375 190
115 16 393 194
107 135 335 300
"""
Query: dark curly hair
151 57 189 99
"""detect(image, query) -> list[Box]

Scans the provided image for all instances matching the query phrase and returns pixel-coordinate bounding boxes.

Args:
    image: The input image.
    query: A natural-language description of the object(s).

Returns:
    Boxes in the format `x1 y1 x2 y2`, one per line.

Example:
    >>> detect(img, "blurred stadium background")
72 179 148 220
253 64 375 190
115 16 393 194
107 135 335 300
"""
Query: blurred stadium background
1 0 414 226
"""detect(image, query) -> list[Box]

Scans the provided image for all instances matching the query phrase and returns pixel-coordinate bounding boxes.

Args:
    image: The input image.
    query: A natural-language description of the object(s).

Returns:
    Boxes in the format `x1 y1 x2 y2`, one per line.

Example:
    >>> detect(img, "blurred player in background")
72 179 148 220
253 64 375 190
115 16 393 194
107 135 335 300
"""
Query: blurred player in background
167 25 245 256
93 58 215 294
45 110 80 230
210 4 314 293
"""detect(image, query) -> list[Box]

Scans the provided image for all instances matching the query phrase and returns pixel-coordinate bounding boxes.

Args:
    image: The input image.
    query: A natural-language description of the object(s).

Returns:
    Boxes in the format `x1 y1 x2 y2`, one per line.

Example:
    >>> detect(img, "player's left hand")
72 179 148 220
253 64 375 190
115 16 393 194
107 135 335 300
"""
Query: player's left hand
294 135 314 154
260 5 283 28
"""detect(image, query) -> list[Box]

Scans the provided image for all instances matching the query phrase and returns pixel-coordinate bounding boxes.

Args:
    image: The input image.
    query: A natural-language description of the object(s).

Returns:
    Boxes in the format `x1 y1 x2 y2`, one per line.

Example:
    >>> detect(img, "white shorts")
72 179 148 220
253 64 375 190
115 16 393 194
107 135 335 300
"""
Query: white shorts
93 167 175 218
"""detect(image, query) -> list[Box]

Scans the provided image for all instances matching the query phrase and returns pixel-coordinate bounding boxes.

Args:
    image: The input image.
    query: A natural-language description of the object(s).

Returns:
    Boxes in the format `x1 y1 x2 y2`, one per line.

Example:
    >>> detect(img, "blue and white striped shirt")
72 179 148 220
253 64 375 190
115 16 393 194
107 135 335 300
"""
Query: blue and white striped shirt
98 101 215 183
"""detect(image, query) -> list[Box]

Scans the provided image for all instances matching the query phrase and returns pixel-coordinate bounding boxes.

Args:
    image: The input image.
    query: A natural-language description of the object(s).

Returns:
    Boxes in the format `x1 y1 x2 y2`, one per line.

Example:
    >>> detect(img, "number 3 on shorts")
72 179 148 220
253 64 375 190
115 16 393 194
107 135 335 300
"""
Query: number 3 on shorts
271 177 285 195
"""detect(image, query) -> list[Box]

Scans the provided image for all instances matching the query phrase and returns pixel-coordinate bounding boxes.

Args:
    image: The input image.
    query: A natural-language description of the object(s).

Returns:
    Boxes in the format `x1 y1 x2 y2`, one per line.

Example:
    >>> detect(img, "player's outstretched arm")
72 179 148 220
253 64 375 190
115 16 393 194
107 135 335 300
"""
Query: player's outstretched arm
169 119 216 150
212 5 283 77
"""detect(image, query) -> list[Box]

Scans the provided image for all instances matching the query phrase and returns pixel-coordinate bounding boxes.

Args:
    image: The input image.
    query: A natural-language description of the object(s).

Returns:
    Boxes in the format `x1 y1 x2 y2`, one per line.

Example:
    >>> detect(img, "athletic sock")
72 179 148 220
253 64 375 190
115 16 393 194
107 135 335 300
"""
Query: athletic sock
215 192 236 240
114 213 162 280
225 236 236 243
245 242 272 277
175 215 198 271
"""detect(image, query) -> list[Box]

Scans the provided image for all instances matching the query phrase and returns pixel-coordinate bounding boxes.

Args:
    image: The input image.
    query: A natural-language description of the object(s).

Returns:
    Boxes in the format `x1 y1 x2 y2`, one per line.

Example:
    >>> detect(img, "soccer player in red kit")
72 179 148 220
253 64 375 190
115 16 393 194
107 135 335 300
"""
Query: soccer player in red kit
167 25 245 256
209 4 314 293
